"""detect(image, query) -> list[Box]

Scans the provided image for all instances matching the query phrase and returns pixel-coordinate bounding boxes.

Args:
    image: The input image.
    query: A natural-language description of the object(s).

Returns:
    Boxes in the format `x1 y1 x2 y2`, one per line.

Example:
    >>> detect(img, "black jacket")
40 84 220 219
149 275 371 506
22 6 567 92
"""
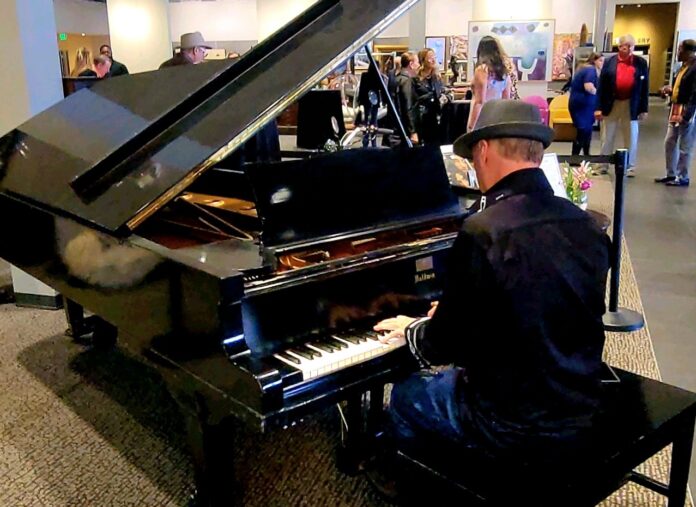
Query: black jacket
597 54 649 120
406 169 610 453
394 70 417 136
109 59 129 77
672 58 696 122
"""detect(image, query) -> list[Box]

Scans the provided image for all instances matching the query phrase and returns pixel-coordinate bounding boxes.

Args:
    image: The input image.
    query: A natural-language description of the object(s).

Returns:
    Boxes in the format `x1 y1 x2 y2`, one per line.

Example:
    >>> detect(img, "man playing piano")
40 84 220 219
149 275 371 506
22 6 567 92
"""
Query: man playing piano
370 100 611 498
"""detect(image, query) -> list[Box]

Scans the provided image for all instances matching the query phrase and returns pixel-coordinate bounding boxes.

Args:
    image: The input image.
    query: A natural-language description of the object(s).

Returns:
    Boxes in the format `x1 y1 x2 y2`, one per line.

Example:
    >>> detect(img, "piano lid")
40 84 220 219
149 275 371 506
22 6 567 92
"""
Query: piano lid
0 0 418 235
246 146 461 248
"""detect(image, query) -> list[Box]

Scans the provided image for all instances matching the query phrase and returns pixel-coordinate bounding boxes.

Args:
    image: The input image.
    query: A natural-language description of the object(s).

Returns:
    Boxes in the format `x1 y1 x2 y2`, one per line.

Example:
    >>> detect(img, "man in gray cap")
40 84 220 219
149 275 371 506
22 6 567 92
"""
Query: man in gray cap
160 31 212 68
368 100 611 499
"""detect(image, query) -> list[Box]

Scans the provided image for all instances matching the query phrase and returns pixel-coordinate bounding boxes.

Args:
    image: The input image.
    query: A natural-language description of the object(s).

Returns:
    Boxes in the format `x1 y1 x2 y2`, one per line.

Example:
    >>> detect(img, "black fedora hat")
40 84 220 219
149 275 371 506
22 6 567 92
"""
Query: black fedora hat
453 100 554 159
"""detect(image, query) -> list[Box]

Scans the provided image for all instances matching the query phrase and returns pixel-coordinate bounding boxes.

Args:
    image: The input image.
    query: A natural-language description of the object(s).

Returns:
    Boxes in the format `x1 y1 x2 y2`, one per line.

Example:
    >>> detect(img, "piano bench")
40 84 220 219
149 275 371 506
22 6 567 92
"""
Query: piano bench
393 369 696 506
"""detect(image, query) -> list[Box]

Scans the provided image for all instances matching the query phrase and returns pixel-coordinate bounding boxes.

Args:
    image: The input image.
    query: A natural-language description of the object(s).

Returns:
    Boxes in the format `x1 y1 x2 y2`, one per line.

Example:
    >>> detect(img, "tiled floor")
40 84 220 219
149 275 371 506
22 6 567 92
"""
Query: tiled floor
551 97 696 494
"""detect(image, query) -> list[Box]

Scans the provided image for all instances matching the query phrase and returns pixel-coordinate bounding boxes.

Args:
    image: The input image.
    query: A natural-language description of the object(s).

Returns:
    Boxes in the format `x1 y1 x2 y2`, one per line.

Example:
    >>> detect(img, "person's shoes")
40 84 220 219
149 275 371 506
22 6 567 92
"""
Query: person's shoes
364 458 400 503
665 178 690 187
591 166 609 176
654 176 676 183
625 168 636 178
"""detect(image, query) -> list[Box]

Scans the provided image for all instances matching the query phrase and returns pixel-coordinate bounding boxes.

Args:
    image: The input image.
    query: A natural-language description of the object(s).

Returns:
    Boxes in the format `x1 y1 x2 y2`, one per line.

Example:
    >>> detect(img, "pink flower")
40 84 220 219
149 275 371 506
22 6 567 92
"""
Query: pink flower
580 180 591 191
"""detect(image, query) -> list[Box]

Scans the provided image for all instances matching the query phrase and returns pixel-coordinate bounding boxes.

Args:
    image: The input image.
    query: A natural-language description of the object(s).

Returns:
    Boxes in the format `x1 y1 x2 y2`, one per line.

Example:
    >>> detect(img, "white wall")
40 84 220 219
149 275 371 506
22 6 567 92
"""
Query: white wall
472 0 552 20
381 12 410 38
552 0 595 33
106 0 171 73
426 0 473 36
169 0 257 42
53 0 110 34
677 0 696 30
1 0 63 135
257 0 318 40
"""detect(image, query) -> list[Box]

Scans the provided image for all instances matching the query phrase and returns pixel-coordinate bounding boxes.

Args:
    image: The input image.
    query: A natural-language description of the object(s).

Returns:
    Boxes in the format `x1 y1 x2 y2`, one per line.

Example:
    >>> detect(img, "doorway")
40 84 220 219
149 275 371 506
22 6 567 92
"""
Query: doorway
613 2 679 94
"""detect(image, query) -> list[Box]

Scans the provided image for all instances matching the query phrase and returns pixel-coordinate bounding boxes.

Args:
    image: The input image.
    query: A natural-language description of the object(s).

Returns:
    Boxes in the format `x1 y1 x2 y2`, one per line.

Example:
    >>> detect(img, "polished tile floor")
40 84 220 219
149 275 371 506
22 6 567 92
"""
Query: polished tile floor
552 97 696 493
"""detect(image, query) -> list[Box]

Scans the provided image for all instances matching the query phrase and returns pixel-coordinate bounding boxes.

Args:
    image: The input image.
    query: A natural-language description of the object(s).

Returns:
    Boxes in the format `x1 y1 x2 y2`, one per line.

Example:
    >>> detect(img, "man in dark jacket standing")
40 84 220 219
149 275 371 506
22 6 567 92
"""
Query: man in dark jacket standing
596 34 649 176
99 44 129 77
394 51 420 144
655 39 696 187
370 100 610 496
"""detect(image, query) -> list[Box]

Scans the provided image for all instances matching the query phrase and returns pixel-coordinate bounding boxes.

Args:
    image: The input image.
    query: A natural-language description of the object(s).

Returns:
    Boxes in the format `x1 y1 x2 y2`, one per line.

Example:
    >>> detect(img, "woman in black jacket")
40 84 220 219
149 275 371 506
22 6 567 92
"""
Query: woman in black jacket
412 48 446 145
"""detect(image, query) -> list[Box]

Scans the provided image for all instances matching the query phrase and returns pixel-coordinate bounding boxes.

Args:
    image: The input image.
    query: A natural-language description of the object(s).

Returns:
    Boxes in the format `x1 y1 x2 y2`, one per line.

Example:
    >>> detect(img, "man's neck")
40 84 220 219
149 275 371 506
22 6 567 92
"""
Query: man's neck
479 164 537 193
618 53 633 63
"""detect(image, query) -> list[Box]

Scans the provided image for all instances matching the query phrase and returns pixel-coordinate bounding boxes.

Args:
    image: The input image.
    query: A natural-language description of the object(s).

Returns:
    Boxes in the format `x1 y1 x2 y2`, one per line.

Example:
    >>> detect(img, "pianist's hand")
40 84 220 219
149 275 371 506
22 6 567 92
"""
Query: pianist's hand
427 301 439 318
373 315 416 345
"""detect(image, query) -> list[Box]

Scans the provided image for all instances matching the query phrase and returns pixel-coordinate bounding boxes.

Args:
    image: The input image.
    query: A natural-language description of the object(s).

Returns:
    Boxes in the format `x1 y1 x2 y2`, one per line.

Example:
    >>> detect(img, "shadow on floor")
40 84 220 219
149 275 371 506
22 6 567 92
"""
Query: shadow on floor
17 335 387 506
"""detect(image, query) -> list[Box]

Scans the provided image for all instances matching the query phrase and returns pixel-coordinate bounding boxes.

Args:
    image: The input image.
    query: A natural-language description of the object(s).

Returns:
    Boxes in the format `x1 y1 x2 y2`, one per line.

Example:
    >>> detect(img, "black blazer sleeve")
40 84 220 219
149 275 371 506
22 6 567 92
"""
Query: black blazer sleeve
636 57 650 115
596 56 616 116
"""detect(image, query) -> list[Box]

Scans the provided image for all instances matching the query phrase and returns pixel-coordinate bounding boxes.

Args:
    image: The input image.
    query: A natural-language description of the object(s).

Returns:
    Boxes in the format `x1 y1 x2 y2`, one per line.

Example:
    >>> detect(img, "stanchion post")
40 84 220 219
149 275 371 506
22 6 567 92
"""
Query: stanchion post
603 149 645 332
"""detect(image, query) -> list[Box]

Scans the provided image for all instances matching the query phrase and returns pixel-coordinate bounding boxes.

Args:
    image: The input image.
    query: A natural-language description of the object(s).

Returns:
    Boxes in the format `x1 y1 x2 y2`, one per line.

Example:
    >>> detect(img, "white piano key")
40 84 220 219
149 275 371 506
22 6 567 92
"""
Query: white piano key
275 329 403 381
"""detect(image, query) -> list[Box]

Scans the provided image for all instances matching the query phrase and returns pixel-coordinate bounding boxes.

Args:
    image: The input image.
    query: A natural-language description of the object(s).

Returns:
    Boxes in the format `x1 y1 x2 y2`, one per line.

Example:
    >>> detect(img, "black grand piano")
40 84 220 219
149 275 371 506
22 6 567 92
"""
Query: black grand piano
0 1 464 504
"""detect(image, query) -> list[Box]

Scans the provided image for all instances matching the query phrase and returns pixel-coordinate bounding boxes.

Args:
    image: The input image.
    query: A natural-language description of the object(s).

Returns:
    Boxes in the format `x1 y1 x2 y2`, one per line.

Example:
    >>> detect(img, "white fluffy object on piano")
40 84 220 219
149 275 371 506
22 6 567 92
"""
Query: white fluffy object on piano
55 217 160 289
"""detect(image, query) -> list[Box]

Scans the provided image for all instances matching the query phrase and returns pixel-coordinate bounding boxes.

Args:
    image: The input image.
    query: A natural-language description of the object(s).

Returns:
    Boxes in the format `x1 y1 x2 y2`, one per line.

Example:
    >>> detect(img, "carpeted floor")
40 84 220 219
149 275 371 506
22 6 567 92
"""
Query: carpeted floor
0 178 692 506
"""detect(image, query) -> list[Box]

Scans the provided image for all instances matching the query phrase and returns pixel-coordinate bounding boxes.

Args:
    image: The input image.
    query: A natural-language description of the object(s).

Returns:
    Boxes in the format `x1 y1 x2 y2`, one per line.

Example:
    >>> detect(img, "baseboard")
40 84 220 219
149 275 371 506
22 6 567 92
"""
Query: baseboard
14 292 63 310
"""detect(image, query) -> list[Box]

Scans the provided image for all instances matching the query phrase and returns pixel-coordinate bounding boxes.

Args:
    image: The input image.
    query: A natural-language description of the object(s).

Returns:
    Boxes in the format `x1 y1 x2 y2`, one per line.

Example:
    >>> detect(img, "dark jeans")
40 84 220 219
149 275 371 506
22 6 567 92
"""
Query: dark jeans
572 126 592 156
389 368 478 450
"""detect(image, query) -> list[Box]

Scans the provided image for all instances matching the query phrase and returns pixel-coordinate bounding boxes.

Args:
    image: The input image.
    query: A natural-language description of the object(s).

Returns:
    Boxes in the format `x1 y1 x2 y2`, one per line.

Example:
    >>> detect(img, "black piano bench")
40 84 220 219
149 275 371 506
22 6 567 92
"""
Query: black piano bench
393 368 696 506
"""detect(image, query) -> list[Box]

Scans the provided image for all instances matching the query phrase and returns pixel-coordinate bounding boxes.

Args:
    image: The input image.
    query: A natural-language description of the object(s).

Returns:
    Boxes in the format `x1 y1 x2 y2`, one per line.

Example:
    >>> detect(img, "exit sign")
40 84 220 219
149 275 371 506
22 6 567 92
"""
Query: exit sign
59 33 67 41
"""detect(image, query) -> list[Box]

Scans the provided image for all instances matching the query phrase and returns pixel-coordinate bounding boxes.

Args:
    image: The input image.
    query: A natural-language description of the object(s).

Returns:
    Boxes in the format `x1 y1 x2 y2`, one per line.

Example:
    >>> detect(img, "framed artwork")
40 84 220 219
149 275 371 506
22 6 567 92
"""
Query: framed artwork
425 36 447 68
468 20 555 81
552 33 580 81
448 35 469 61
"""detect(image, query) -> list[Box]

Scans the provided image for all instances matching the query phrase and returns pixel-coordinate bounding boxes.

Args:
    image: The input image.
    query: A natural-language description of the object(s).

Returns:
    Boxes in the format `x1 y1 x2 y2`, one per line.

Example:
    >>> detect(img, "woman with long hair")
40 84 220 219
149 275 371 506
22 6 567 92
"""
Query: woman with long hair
467 36 511 131
412 47 447 144
569 52 604 155
71 47 93 77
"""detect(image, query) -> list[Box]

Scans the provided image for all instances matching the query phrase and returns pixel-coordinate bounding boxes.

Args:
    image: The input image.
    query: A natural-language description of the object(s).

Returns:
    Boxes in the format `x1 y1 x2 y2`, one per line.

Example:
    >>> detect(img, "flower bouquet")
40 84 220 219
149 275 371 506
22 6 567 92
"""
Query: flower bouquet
561 161 592 209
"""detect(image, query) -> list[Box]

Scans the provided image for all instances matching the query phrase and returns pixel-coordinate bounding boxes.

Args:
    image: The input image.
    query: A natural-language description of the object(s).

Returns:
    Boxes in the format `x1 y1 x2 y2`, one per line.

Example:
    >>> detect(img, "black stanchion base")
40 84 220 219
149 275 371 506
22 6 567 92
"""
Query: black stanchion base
603 308 645 333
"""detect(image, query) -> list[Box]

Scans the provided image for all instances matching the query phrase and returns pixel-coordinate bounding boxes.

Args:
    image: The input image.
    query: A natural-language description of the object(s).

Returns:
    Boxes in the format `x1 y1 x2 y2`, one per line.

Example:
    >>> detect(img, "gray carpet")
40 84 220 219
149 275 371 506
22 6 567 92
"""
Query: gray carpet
0 181 692 506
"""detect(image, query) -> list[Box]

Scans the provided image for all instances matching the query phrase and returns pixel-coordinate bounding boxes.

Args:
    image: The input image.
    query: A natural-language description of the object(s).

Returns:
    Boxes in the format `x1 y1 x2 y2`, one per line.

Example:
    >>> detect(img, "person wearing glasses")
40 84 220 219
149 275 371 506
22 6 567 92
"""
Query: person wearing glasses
160 32 212 68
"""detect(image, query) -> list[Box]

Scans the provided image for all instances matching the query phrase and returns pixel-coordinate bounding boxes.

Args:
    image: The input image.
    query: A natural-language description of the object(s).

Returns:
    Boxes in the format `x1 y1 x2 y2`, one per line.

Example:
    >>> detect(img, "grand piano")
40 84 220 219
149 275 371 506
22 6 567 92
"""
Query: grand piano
0 1 464 504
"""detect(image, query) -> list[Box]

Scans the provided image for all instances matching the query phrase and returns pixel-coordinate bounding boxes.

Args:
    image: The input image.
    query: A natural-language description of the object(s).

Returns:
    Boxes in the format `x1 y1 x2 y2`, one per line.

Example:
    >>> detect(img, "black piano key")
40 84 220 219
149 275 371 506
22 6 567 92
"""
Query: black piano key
277 351 301 365
297 344 321 358
310 341 336 353
364 330 381 341
288 348 314 360
327 337 349 349
318 339 341 351
335 334 361 344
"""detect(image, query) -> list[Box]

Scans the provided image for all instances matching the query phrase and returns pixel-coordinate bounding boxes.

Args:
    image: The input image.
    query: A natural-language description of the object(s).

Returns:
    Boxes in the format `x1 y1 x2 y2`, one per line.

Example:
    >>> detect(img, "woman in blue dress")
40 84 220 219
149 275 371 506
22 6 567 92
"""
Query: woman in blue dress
569 53 604 156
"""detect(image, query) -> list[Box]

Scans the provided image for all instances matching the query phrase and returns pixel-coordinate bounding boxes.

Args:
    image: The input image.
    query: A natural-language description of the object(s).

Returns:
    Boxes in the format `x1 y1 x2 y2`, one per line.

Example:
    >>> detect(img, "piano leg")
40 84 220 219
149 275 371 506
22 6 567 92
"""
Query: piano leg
63 297 117 348
336 393 364 475
184 405 240 507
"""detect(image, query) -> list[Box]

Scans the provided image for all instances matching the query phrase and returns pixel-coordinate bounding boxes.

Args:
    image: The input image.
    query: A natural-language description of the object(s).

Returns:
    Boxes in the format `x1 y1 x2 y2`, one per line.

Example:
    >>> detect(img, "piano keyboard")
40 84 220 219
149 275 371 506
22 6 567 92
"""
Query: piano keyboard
273 330 403 380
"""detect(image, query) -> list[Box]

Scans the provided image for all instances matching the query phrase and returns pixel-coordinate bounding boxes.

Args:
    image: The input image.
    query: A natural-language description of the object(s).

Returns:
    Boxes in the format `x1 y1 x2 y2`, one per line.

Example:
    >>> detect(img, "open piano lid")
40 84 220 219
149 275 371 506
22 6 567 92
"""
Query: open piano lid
0 0 418 235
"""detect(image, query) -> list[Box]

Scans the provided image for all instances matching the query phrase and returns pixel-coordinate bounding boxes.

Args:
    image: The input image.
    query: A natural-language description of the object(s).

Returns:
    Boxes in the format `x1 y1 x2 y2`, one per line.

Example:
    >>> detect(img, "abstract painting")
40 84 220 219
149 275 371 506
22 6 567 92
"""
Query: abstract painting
468 20 555 81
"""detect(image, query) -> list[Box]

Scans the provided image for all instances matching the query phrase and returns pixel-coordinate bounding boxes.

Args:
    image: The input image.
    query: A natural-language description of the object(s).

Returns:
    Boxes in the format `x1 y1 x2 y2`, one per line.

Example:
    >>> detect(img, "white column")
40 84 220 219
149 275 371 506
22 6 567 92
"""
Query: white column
106 0 171 73
409 0 426 51
1 0 63 307
0 0 63 135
